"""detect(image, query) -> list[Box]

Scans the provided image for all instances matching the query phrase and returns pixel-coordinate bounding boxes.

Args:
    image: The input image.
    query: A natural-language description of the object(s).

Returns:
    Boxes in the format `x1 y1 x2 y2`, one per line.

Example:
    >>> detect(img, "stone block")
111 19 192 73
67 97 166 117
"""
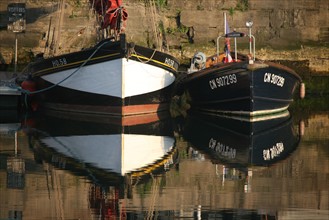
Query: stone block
279 28 301 41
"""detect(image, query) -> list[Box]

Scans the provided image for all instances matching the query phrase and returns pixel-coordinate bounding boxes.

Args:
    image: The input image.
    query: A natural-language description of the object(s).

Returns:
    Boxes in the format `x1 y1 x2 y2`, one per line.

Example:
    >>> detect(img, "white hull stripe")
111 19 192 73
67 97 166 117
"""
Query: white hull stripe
42 58 175 98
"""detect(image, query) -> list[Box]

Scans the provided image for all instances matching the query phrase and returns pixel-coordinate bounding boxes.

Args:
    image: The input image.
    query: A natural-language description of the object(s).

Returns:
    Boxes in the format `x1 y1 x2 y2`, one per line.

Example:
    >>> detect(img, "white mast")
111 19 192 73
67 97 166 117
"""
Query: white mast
224 12 227 34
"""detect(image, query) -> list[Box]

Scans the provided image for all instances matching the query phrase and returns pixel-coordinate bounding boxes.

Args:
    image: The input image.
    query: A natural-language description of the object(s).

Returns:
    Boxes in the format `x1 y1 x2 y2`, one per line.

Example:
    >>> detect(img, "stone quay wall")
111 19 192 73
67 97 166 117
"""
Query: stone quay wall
0 0 328 73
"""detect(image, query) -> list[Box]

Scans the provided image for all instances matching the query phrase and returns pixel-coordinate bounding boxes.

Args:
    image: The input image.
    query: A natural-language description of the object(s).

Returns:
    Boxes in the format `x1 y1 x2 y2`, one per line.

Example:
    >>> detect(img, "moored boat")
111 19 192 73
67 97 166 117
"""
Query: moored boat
0 79 21 110
24 0 179 116
181 15 304 117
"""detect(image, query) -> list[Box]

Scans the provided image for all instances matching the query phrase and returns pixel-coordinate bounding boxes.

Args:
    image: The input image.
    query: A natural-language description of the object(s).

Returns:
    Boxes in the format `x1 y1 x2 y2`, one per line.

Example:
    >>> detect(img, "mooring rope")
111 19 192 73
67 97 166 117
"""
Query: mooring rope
8 39 112 110
130 47 157 64
16 39 111 96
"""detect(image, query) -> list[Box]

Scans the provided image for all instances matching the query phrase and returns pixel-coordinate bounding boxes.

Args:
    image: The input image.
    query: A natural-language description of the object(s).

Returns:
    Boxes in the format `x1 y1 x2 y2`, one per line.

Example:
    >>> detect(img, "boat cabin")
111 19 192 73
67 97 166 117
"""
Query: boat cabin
188 31 256 74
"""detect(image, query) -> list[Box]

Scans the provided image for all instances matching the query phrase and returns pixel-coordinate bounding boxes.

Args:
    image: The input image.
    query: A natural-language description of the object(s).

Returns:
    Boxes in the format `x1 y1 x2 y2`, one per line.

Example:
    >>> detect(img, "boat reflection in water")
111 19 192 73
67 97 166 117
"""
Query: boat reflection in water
27 111 178 219
0 109 26 209
183 110 302 193
0 110 21 135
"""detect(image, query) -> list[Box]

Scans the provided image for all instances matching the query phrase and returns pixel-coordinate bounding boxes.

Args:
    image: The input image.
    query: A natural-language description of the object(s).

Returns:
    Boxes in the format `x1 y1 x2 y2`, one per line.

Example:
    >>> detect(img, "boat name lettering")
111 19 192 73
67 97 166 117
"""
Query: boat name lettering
263 142 284 161
209 138 236 159
165 58 175 68
52 58 68 67
209 74 237 90
264 72 285 87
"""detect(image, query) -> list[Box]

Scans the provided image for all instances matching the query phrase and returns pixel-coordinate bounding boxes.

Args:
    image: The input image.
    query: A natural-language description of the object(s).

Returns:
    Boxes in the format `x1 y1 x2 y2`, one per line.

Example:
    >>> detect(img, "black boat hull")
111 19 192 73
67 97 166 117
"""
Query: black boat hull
183 61 302 116
29 37 179 116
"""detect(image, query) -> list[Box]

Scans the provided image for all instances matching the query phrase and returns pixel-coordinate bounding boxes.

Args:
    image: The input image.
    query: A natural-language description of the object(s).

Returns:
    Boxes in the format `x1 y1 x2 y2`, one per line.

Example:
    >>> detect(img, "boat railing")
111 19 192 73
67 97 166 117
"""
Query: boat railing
216 31 256 63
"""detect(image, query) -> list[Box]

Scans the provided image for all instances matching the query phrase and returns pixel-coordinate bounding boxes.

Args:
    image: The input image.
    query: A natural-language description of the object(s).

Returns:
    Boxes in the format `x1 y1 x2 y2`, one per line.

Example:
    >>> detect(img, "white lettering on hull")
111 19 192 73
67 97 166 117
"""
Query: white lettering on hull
209 74 237 90
52 57 68 67
209 138 236 159
264 72 285 87
263 142 284 161
165 57 176 69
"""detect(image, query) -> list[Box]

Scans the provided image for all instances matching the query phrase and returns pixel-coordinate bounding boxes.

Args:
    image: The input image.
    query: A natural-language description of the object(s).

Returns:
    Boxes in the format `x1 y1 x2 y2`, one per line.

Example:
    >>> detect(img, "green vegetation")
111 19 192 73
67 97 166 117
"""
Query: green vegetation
165 11 188 35
229 7 235 16
197 4 205 11
156 0 167 9
236 0 249 11
166 25 188 35
73 0 82 7
229 0 249 16
69 11 77 18
140 0 167 10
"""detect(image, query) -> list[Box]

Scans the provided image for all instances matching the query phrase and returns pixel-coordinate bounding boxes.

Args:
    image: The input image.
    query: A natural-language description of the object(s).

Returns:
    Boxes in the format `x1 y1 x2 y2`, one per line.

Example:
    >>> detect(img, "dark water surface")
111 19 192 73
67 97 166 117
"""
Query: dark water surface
0 101 328 220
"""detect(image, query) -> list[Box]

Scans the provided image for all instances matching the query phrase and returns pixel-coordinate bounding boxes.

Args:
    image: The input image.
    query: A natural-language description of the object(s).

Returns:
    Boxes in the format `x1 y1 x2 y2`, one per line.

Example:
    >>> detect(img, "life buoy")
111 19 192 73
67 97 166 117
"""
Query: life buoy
21 77 38 111
299 82 305 99
21 78 36 96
